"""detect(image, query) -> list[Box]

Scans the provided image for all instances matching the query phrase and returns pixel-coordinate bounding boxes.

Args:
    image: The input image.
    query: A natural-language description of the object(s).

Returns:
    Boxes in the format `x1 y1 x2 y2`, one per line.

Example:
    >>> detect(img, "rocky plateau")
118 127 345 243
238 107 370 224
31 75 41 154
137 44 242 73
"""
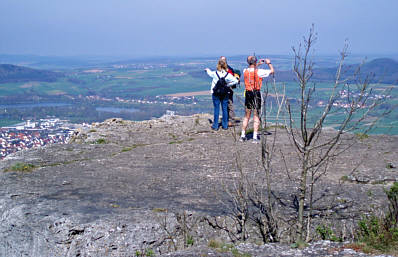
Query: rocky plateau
0 114 397 256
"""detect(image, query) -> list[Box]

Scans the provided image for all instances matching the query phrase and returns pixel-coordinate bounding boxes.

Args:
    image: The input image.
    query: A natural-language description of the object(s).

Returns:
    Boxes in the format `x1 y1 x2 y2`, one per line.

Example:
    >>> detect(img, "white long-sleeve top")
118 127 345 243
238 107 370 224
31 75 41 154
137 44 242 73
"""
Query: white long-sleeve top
205 68 238 94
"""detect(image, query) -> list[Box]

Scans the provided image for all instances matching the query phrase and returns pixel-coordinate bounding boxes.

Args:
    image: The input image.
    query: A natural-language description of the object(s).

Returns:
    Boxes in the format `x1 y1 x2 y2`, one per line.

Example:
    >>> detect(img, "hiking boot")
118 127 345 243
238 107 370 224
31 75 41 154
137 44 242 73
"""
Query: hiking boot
239 136 247 142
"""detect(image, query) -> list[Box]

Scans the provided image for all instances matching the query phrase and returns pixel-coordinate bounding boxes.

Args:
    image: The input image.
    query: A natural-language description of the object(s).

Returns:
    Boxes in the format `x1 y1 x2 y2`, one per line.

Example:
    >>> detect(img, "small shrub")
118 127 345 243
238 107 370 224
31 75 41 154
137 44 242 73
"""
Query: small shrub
385 182 398 226
133 143 147 148
386 162 395 169
357 216 389 252
4 162 36 172
120 144 148 152
208 239 221 248
208 240 243 255
355 182 398 255
340 175 349 182
231 248 240 256
316 224 340 241
208 240 252 256
169 133 178 140
290 240 308 249
186 235 194 246
169 140 183 144
266 124 286 129
126 144 148 150
219 243 234 253
89 129 97 133
355 132 369 140
93 138 107 144
145 249 154 257
231 248 251 257
152 208 167 213
135 248 154 257
121 147 133 152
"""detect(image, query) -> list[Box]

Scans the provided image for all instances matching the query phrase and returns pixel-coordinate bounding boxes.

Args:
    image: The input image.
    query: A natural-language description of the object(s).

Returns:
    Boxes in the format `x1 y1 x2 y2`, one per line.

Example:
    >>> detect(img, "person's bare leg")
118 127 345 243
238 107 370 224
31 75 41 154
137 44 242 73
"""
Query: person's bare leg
241 108 251 138
253 110 260 140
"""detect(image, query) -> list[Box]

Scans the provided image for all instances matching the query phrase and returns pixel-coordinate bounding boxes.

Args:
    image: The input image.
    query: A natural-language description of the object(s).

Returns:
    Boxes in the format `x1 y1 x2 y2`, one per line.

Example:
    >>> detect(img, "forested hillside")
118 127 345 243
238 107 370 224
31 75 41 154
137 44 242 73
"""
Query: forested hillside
0 64 63 83
276 58 398 84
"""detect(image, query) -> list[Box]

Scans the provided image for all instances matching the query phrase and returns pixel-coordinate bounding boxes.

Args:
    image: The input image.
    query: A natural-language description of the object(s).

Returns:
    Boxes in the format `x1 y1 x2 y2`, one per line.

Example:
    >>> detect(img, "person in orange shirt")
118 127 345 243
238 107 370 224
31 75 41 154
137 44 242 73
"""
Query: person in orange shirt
240 56 274 143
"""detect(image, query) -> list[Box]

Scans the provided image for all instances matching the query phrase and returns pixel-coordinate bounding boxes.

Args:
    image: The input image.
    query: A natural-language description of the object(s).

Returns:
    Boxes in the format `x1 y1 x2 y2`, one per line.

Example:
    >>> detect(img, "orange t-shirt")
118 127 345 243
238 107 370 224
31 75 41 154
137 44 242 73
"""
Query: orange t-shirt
244 69 263 91
243 68 272 91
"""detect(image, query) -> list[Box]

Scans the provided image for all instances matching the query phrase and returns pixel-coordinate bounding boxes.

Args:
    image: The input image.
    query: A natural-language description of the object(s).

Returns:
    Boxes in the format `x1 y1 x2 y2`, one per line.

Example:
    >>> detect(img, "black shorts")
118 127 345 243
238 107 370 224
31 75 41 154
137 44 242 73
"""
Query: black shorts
245 90 261 110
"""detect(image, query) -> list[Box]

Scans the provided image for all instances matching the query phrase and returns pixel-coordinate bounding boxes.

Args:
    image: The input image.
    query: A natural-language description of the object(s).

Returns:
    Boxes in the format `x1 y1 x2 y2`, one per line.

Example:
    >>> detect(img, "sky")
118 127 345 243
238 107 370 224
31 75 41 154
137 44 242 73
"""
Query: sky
0 0 397 57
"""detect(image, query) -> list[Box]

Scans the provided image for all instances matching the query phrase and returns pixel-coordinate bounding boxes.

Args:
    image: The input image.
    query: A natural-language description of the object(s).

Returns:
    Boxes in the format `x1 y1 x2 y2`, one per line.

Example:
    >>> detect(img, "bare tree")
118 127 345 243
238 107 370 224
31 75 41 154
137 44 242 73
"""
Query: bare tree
249 76 287 242
286 24 393 241
223 150 251 242
222 25 394 245
222 73 287 243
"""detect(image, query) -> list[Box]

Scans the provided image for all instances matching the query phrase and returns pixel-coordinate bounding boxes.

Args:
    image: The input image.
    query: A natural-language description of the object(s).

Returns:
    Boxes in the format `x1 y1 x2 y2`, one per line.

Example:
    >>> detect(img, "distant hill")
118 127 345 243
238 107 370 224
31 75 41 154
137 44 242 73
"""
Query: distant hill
0 64 63 83
359 58 398 83
276 58 398 84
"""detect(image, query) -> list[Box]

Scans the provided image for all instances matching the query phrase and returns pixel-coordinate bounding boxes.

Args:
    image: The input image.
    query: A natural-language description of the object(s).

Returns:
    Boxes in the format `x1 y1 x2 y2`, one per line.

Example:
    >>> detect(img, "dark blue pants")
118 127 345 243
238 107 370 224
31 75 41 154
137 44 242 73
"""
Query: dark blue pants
212 94 229 130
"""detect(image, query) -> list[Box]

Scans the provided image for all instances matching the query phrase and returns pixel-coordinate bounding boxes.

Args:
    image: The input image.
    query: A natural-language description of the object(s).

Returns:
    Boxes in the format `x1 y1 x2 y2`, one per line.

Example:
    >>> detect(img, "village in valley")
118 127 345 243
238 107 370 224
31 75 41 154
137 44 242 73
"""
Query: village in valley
0 118 78 159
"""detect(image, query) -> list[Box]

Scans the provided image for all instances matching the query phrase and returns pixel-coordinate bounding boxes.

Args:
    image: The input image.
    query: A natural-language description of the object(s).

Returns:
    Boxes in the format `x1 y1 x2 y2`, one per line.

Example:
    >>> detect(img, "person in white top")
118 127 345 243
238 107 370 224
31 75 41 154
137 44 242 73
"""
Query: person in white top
219 56 240 126
205 58 238 130
240 55 274 143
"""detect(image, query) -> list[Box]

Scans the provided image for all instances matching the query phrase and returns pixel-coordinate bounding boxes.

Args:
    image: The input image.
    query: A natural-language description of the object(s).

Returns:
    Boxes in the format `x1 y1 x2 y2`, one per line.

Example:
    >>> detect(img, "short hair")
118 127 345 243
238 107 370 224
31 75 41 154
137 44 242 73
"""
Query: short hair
247 56 257 65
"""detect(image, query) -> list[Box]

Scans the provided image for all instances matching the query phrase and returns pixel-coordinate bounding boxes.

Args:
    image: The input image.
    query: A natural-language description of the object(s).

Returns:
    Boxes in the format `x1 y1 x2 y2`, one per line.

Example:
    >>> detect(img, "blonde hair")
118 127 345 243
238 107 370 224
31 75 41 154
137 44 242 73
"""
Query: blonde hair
217 59 228 72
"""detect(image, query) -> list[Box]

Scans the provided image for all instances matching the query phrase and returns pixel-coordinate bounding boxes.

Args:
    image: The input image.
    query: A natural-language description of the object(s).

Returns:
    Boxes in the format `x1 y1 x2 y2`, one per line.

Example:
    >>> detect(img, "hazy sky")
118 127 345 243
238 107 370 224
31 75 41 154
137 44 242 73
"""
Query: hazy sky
0 0 397 57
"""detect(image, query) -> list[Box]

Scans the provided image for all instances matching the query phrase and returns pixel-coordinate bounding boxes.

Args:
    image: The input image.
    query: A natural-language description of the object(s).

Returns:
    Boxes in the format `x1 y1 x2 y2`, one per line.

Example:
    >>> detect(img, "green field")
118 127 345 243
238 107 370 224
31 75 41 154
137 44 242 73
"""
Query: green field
0 58 397 134
0 67 211 98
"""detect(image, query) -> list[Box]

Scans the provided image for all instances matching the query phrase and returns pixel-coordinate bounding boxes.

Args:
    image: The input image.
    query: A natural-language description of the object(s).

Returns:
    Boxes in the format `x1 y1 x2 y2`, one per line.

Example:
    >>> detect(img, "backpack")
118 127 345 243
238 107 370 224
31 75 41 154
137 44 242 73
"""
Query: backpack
213 71 229 97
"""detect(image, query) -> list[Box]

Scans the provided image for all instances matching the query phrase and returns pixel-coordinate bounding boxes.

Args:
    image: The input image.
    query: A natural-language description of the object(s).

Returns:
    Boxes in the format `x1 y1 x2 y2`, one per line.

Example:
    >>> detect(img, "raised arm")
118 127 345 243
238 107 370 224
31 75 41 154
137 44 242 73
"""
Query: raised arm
257 59 274 74
205 68 215 78
256 59 275 77
265 59 274 74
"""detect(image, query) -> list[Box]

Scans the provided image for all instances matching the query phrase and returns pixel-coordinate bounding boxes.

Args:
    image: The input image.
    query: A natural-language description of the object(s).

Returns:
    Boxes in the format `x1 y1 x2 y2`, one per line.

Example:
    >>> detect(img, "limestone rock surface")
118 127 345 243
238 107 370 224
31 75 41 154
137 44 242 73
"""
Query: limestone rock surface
1 114 397 256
